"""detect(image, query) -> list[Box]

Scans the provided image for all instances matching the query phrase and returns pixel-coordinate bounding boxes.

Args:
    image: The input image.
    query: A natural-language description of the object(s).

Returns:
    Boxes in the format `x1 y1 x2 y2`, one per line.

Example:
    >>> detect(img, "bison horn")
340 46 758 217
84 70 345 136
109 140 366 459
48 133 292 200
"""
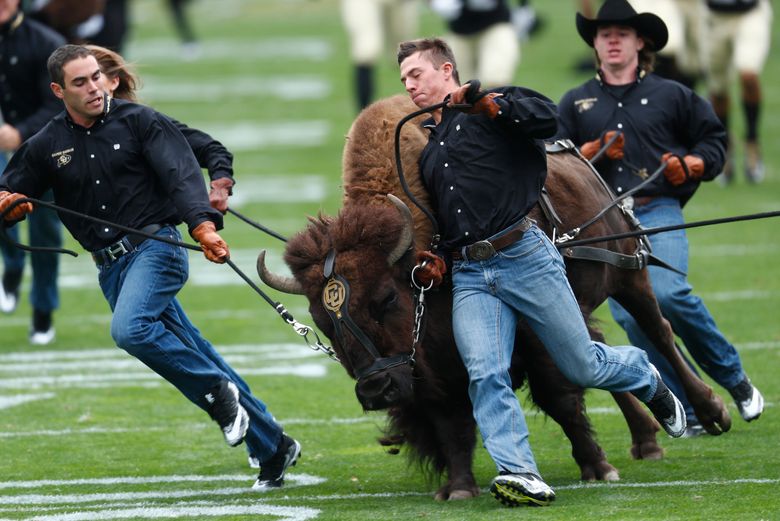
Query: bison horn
386 193 415 265
256 250 305 295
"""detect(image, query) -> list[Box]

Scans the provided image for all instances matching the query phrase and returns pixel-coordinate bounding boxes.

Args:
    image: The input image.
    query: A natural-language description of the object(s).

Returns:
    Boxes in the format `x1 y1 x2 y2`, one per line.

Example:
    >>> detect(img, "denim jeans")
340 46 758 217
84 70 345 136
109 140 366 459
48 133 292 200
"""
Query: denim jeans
97 225 282 460
609 197 745 422
451 224 657 476
0 189 61 313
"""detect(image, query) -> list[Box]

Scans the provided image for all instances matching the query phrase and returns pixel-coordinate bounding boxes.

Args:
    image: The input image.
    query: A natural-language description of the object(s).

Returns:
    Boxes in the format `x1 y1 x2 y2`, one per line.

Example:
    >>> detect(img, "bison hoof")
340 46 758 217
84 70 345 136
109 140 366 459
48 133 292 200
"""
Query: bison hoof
434 486 480 501
630 441 664 461
580 463 620 482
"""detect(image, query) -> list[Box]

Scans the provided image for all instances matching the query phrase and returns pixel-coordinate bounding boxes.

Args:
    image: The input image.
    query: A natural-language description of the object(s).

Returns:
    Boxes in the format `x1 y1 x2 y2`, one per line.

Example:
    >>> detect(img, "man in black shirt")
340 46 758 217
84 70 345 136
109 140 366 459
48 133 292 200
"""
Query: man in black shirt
555 0 763 435
0 0 65 344
398 37 686 507
0 45 300 490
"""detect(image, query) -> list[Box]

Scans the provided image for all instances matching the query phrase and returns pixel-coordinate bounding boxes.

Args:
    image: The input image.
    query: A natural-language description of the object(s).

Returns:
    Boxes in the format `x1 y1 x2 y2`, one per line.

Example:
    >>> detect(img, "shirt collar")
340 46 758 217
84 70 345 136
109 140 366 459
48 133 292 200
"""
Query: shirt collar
0 11 23 35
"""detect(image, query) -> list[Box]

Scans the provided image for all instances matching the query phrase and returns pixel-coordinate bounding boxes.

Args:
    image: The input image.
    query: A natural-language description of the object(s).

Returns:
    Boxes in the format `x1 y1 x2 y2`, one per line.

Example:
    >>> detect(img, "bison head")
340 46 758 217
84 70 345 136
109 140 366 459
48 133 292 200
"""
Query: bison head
258 196 421 411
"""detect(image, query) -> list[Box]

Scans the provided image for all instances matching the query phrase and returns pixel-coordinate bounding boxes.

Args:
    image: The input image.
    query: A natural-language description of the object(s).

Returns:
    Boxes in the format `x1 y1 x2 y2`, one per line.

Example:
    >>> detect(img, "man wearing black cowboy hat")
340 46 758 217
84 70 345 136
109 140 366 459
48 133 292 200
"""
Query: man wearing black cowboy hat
555 0 764 436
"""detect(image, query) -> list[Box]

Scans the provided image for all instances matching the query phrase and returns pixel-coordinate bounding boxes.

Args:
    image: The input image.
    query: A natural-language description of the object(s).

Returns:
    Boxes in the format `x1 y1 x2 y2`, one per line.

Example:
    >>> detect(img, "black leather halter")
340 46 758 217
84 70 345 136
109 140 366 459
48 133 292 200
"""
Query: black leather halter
321 249 413 381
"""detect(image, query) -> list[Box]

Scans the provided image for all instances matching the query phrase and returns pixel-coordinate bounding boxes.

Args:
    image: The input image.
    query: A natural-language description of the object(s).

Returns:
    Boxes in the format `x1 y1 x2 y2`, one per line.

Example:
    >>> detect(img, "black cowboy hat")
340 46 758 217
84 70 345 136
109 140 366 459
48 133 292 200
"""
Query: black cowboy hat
576 0 668 51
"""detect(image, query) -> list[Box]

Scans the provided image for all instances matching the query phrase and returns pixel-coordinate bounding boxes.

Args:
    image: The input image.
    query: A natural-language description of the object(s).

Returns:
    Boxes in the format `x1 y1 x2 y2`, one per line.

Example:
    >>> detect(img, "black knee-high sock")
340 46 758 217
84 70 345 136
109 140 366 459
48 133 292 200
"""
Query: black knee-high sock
356 64 373 110
743 100 760 142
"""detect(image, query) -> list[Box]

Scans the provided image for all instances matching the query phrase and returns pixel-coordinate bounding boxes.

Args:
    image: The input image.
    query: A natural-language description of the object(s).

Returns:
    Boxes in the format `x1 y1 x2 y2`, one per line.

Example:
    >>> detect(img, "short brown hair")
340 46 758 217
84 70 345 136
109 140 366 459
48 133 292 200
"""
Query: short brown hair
86 44 140 102
47 44 92 86
397 38 460 85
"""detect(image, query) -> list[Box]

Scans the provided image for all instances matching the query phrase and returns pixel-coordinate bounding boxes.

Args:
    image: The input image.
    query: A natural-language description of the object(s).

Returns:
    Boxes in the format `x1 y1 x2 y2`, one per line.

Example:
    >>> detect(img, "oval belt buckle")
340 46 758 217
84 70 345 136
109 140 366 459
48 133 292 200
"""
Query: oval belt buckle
469 240 495 261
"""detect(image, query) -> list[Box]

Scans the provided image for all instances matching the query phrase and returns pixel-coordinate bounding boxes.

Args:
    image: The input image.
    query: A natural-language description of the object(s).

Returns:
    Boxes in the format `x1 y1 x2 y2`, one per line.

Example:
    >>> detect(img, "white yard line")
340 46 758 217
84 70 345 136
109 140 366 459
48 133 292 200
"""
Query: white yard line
0 505 322 521
140 75 330 102
126 37 333 62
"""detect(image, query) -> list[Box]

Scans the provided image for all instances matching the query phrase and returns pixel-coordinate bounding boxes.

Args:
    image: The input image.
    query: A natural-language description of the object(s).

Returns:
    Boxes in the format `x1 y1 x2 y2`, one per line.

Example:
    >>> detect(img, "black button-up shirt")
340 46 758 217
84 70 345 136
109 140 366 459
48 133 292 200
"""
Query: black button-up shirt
419 86 557 251
174 118 234 184
555 72 727 205
0 97 222 251
0 12 65 141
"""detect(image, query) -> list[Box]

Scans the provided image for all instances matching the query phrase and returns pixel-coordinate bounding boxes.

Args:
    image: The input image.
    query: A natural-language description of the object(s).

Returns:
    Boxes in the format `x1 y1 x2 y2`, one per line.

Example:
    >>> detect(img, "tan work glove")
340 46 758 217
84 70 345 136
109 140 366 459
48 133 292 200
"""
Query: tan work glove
0 191 34 221
413 250 447 288
580 131 624 161
449 81 504 119
661 153 704 186
191 221 230 263
208 177 234 214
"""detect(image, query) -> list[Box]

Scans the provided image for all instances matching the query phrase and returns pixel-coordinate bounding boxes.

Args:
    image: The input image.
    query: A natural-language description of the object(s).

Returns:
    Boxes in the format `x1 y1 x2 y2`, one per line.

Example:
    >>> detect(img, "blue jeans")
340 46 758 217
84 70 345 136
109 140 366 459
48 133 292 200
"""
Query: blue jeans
609 197 745 422
97 225 283 460
451 224 657 476
0 188 61 313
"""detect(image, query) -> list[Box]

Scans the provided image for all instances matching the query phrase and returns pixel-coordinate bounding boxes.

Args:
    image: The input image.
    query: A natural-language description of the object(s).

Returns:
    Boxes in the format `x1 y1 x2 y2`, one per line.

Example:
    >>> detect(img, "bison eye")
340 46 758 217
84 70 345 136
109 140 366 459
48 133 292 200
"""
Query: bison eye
369 291 398 325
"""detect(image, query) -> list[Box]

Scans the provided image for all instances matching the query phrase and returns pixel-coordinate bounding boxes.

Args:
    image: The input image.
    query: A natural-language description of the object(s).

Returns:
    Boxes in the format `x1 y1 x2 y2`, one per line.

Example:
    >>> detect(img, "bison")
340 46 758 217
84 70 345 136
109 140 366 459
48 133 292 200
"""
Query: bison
257 95 730 500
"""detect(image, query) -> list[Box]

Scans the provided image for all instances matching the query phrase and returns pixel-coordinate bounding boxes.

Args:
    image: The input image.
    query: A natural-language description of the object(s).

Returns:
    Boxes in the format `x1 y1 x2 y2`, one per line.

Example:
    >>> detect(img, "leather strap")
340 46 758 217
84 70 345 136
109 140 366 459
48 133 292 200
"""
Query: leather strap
452 217 533 261
91 224 164 266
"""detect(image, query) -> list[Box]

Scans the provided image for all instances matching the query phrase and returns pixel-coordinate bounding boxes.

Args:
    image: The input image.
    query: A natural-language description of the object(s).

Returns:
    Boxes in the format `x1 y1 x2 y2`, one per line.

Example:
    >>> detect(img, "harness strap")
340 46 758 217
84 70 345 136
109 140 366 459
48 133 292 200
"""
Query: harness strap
560 245 648 270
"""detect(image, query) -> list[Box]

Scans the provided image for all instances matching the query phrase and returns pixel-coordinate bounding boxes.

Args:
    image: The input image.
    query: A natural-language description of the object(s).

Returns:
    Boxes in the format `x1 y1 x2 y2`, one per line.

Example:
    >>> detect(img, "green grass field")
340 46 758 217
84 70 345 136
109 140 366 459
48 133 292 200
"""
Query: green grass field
1 1 779 519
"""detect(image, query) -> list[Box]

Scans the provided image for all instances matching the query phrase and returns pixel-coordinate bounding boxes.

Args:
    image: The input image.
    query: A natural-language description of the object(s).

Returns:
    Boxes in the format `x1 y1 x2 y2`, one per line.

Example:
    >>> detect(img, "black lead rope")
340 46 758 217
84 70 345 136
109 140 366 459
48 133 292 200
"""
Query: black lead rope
0 196 337 359
557 209 780 248
226 207 287 243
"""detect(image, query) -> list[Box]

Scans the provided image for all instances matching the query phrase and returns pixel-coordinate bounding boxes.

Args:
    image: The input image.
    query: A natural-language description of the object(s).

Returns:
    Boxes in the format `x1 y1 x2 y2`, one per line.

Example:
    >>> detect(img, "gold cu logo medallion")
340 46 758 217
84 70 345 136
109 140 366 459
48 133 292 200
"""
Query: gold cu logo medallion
322 277 346 315
57 154 71 168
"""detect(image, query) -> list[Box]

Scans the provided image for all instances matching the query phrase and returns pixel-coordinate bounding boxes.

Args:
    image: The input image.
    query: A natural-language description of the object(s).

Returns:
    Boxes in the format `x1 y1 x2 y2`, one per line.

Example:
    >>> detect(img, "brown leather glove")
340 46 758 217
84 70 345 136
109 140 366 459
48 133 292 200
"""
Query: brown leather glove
661 153 705 186
449 82 503 119
413 250 447 288
0 191 34 221
580 131 624 161
191 221 230 263
208 177 234 213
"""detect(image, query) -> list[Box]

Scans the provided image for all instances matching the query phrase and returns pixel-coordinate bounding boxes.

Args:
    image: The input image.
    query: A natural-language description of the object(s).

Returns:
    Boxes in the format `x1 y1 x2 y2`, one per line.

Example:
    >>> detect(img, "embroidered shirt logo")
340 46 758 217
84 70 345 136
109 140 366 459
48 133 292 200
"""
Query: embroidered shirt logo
113 144 120 150
575 97 598 113
51 148 74 168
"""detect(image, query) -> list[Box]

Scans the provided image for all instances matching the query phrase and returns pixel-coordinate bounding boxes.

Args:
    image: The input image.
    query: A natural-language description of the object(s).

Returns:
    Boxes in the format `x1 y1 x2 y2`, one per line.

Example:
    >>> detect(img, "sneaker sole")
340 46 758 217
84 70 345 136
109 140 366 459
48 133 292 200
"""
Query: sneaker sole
490 481 554 507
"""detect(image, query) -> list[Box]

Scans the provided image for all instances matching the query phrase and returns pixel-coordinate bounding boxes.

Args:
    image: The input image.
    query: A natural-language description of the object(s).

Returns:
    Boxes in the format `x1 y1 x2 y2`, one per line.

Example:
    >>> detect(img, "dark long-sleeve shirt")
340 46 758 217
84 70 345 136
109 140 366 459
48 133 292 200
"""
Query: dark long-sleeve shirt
172 118 235 183
0 97 222 251
0 11 66 141
555 72 727 205
419 86 558 251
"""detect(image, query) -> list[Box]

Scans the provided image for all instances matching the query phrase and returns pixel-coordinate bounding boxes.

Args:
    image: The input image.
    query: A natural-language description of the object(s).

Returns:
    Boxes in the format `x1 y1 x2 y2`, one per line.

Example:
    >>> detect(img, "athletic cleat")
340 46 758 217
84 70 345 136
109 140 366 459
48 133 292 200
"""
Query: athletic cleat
205 381 249 447
646 365 687 438
0 280 18 314
29 327 56 345
248 453 260 469
252 434 301 491
729 377 764 422
744 142 765 184
490 472 555 507
681 421 706 438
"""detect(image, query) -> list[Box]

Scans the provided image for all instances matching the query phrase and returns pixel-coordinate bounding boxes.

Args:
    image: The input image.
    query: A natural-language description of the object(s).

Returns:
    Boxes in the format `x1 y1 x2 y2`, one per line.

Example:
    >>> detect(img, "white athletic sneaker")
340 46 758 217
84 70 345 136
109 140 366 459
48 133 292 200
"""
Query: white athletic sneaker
646 365 687 438
490 472 555 507
729 377 764 422
205 381 250 447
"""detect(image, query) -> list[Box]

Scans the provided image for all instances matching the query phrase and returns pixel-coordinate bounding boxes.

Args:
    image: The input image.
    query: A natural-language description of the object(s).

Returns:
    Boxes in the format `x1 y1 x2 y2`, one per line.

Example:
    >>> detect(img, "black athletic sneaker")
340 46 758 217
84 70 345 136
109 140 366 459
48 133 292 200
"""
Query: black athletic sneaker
490 471 555 507
645 365 687 438
252 434 301 491
205 381 249 447
729 376 764 422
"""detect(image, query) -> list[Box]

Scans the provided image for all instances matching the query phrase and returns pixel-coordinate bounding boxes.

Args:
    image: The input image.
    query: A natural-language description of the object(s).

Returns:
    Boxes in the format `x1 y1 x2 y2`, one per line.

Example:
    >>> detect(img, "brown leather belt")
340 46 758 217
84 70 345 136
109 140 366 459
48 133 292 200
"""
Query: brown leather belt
632 196 657 207
452 217 533 261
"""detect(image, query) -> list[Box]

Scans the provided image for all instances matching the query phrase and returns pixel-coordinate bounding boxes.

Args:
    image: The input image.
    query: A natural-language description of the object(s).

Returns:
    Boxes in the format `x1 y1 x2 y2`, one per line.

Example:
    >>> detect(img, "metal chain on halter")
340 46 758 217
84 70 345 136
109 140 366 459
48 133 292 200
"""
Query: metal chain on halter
275 303 340 362
410 265 433 359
